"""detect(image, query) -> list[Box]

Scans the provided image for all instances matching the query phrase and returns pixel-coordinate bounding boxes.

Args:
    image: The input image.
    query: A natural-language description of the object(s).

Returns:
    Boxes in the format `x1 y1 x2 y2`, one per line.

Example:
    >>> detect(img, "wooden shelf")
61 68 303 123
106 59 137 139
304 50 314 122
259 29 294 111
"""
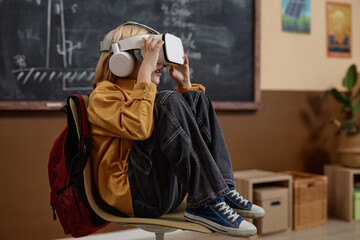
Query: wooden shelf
233 169 293 230
324 164 360 222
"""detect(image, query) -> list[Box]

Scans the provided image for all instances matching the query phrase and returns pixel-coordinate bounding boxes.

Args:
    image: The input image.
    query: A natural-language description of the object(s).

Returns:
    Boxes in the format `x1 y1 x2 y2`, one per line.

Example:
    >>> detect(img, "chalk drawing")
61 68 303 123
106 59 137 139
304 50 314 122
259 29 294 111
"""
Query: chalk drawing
160 0 202 65
71 3 78 13
12 67 94 91
13 55 27 69
56 40 82 66
12 0 92 91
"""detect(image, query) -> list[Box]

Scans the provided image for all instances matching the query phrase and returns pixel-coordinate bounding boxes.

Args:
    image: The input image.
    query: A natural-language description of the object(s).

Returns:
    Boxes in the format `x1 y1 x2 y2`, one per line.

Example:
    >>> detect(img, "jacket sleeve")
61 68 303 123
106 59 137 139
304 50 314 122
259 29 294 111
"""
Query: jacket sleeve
177 83 206 94
88 82 157 140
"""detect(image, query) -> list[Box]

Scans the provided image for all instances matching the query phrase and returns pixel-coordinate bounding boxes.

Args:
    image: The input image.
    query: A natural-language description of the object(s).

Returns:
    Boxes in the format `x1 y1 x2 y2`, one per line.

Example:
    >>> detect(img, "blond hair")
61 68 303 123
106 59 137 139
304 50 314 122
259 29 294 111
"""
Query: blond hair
92 25 151 88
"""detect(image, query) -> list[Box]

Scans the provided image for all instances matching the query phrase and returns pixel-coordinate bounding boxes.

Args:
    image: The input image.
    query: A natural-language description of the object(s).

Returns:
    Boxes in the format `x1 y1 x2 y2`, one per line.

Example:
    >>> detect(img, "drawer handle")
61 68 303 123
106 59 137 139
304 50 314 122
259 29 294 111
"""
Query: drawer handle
271 201 281 206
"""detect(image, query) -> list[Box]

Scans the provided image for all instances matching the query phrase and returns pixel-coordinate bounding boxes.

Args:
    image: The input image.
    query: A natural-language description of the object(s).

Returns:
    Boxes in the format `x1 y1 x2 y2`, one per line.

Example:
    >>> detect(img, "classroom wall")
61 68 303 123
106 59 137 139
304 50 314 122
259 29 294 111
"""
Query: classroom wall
261 0 360 91
0 0 359 239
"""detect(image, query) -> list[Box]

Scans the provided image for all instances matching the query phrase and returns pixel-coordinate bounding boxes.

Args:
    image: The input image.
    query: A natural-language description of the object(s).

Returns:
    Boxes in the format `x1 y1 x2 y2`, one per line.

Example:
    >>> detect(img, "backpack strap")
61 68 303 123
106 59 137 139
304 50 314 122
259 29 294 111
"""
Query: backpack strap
67 94 92 158
64 94 92 184
54 94 108 230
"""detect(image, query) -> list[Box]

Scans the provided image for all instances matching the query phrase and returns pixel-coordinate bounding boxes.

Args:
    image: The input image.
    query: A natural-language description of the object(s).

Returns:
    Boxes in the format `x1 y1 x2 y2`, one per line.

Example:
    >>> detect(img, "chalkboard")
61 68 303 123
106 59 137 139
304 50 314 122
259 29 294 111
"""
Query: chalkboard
0 0 260 110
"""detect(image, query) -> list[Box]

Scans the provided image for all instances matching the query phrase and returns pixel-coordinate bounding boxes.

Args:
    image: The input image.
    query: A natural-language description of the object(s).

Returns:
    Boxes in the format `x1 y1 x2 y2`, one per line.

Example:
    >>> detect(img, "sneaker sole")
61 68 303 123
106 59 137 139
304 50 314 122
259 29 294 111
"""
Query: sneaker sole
184 212 257 237
234 209 265 219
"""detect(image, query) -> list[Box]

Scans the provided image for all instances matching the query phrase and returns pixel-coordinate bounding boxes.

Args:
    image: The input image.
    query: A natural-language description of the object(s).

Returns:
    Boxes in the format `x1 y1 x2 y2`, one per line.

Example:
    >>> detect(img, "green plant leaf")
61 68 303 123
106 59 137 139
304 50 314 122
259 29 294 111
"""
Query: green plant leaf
342 64 357 90
329 88 350 105
341 119 355 132
354 101 360 112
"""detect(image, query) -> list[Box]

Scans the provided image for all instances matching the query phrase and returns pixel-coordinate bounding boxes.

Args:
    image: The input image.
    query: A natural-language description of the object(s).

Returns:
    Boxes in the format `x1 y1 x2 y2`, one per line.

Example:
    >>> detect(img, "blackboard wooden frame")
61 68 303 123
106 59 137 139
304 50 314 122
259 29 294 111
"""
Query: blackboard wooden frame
0 0 261 111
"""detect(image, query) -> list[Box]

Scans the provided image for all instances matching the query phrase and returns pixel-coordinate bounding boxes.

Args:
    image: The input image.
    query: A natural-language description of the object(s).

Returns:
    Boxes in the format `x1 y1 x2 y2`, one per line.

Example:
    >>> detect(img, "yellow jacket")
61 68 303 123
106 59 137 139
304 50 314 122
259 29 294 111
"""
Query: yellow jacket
87 78 205 216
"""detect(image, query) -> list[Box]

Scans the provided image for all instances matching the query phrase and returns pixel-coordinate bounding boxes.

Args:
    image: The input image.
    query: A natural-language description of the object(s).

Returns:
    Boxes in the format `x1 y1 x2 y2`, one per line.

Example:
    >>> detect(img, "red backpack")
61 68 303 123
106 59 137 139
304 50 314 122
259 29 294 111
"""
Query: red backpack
48 94 108 237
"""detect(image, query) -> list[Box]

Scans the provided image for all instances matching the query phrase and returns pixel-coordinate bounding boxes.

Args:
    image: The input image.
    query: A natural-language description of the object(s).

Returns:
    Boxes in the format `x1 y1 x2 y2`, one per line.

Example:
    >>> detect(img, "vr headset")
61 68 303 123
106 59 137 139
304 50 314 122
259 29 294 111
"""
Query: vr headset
100 21 184 77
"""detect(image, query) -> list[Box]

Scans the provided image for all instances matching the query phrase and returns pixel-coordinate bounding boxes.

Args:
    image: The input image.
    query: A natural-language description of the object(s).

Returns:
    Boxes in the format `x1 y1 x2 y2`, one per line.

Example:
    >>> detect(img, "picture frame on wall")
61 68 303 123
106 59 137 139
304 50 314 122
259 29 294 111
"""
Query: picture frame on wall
326 2 352 58
282 0 311 34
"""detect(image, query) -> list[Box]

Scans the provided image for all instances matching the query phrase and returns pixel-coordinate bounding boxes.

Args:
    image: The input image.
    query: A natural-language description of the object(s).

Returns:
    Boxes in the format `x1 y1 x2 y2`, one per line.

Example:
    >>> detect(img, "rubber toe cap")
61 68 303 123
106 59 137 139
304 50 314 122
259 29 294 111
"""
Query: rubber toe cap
251 204 266 218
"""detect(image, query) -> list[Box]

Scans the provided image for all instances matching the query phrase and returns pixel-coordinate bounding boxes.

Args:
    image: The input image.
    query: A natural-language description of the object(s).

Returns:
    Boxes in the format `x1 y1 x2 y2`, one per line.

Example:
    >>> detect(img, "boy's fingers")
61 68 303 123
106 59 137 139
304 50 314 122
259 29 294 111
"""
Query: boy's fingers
169 66 175 75
150 39 163 50
183 54 188 64
156 40 164 48
147 35 154 44
142 38 146 50
150 40 157 49
144 35 153 50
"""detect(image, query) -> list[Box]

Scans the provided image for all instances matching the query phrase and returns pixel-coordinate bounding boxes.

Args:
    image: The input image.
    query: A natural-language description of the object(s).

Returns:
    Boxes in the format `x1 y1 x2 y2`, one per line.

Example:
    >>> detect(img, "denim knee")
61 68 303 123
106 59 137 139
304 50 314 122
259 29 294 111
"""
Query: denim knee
182 90 211 111
156 90 187 108
156 90 178 104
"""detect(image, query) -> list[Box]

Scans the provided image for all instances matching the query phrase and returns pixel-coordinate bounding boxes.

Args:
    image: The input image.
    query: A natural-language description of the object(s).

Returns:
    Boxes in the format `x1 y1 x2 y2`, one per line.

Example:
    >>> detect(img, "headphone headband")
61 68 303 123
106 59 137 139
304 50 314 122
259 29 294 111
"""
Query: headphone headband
100 21 160 52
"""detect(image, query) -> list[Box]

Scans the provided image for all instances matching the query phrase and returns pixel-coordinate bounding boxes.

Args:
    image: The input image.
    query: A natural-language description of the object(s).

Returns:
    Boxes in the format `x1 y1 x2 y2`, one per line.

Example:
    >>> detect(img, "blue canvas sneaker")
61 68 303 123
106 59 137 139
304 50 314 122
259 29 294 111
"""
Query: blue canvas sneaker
225 187 265 219
184 197 257 237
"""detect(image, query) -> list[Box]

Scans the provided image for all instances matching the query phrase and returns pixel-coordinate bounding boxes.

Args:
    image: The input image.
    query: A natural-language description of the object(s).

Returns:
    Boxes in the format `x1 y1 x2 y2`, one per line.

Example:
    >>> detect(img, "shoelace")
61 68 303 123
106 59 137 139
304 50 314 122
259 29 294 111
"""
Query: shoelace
228 190 249 205
214 202 240 223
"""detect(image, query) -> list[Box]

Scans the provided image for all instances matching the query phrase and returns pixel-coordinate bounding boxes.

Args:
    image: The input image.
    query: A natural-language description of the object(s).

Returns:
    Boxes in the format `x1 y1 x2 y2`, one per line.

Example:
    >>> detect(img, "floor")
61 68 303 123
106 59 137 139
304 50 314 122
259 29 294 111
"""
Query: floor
59 218 360 240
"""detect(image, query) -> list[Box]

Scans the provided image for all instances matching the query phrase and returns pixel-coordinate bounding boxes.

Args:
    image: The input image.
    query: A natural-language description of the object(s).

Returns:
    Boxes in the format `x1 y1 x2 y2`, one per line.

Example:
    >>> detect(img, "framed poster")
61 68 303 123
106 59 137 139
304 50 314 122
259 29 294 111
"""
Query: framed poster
326 2 351 58
282 0 311 34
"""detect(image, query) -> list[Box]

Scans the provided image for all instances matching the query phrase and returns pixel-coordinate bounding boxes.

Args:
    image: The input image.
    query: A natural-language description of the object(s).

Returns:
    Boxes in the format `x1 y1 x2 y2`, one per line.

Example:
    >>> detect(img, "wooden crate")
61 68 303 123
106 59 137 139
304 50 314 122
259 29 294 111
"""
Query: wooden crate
282 171 328 230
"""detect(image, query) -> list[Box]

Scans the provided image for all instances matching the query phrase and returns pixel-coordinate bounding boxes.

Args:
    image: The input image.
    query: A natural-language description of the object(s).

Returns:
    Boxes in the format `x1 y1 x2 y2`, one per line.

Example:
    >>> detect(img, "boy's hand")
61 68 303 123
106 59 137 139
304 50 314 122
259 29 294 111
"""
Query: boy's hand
137 35 164 83
169 54 191 88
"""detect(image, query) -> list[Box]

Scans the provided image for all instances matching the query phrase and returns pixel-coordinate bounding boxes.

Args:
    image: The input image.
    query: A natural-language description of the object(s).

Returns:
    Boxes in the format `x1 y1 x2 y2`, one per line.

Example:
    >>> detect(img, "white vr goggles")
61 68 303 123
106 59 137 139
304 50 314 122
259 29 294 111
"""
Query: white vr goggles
100 22 184 77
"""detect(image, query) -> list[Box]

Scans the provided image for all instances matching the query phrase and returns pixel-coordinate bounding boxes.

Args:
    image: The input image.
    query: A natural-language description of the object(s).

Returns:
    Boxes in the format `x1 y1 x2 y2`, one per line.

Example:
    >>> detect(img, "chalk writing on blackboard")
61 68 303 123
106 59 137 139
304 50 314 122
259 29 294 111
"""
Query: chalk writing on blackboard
159 0 201 85
10 0 93 92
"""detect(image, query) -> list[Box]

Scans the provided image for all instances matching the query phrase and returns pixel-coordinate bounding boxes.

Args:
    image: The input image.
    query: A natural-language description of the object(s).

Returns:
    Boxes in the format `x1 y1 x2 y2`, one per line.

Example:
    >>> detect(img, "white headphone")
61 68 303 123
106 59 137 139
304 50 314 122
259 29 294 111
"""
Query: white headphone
100 21 160 77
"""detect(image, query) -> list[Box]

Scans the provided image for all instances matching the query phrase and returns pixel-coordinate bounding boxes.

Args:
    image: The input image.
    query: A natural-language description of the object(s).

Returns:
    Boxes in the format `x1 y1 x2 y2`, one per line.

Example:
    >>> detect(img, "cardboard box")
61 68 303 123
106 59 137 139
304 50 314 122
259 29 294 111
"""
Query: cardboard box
253 187 288 234
354 188 360 220
282 171 328 230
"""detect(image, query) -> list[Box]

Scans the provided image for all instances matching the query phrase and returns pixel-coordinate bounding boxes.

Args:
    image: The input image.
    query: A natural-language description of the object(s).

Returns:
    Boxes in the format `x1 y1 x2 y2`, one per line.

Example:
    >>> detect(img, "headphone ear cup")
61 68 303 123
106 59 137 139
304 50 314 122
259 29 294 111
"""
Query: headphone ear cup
109 52 135 77
133 49 144 62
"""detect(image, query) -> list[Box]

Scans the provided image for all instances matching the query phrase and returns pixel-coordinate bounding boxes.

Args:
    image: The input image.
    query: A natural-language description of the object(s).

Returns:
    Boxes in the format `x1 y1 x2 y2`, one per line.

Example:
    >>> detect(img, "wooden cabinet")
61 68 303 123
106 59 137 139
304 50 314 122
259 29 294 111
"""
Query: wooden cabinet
324 164 360 222
233 169 293 231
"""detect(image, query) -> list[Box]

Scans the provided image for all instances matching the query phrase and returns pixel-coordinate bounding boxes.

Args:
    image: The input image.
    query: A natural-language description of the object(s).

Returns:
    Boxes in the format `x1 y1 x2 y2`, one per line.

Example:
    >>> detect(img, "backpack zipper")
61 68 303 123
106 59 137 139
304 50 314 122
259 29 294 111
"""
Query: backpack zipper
52 206 57 220
55 181 74 195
